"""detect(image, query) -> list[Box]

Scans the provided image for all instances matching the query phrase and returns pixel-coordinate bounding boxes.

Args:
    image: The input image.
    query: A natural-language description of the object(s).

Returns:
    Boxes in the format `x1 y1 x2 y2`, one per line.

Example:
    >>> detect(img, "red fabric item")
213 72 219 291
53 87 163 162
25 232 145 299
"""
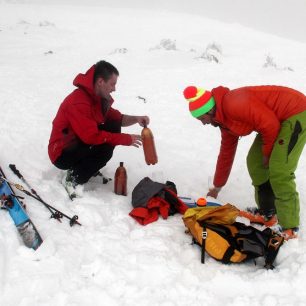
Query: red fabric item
164 188 188 214
129 197 170 225
129 207 159 226
129 193 188 226
48 65 132 163
211 85 306 187
147 197 170 219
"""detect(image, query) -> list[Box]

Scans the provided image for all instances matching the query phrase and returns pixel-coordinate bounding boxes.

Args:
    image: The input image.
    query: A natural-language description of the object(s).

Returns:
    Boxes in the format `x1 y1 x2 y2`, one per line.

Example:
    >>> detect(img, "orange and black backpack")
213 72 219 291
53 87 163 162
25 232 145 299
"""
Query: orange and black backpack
183 204 284 269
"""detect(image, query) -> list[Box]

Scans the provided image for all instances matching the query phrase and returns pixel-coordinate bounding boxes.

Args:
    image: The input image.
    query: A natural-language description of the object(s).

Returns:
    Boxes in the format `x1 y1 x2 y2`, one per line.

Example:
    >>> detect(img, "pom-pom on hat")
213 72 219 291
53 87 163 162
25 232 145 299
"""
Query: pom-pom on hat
183 86 215 118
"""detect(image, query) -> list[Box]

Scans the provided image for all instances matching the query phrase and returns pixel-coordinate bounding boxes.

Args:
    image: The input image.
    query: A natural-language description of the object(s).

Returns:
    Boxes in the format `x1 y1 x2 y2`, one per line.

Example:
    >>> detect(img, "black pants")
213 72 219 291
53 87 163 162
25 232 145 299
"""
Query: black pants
54 120 121 185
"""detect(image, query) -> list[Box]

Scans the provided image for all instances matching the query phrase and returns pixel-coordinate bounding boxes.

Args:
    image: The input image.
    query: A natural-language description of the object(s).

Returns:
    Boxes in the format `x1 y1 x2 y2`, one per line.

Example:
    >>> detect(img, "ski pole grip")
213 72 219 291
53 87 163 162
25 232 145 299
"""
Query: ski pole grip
9 164 22 179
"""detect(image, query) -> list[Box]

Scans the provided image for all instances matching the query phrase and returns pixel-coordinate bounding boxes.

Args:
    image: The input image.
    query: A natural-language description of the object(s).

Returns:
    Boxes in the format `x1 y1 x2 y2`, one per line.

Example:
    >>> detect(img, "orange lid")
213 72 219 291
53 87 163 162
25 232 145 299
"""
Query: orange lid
197 197 207 207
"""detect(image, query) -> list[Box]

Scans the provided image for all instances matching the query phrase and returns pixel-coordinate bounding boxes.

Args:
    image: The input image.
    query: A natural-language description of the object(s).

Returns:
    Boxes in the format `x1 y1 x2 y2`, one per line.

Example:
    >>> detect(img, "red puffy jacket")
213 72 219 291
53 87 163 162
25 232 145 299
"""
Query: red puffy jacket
48 65 132 163
211 85 306 187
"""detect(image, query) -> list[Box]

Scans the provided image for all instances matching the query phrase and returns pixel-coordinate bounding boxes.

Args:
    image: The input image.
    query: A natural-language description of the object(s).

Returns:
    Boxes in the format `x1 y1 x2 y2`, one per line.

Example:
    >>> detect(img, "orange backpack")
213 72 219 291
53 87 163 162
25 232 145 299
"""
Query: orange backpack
183 204 284 269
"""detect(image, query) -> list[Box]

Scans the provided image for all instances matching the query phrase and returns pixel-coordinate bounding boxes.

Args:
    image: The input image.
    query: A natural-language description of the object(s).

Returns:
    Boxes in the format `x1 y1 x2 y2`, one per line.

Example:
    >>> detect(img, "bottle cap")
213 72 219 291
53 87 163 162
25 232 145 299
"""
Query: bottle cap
197 197 207 207
120 162 124 167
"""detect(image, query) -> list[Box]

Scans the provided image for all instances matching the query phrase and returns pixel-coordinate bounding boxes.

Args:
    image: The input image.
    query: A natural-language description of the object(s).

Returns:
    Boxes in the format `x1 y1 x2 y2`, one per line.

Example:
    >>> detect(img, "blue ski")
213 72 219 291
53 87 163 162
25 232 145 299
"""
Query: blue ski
0 167 43 250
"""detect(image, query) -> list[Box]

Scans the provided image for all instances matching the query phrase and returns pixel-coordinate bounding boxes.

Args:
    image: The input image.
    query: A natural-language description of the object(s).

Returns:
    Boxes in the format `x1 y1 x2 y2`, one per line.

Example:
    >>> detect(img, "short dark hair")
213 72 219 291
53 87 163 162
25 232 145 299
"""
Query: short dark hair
93 60 119 83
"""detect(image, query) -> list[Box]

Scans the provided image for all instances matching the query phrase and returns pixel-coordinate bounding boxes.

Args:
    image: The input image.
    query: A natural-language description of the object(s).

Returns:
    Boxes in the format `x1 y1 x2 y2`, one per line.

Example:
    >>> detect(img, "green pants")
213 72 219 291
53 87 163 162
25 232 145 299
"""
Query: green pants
247 111 306 229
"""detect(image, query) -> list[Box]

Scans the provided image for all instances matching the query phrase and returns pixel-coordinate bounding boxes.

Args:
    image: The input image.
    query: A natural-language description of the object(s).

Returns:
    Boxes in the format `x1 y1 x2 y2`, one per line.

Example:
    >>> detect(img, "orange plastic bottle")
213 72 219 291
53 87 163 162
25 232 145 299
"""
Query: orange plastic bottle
141 124 158 165
114 162 127 196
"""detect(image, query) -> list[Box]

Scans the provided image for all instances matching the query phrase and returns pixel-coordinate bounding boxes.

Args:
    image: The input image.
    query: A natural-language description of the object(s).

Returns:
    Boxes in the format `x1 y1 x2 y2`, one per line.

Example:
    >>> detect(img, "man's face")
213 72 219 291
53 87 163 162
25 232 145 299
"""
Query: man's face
197 112 218 127
197 113 213 125
95 73 118 99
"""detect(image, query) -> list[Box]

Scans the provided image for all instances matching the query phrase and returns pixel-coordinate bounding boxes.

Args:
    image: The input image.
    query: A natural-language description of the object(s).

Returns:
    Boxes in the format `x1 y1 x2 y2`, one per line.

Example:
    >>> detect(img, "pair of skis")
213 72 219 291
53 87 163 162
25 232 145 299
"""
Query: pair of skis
0 164 81 250
0 166 43 250
8 164 81 226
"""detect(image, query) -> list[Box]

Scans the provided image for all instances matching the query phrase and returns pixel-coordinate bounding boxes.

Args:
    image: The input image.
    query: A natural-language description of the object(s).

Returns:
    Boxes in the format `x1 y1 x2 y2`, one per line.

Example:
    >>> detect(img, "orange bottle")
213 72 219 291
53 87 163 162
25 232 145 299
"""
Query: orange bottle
141 124 158 165
114 162 127 196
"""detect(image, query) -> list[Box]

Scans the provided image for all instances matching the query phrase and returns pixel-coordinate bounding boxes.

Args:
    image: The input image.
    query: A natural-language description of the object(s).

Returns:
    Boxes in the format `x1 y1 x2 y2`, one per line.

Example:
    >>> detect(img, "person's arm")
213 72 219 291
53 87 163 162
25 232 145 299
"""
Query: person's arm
207 128 239 198
68 102 134 146
121 115 150 127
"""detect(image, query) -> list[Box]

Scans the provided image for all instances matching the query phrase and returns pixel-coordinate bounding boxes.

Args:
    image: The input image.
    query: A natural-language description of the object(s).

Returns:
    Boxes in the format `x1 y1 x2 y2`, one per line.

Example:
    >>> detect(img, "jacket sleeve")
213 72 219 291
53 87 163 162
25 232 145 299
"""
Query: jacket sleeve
107 107 123 122
67 102 132 146
213 128 239 187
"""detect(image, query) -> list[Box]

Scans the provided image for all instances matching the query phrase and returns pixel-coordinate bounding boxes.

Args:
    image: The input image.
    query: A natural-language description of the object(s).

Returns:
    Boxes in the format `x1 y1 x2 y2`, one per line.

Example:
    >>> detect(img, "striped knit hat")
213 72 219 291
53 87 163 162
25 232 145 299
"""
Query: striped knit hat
183 86 215 118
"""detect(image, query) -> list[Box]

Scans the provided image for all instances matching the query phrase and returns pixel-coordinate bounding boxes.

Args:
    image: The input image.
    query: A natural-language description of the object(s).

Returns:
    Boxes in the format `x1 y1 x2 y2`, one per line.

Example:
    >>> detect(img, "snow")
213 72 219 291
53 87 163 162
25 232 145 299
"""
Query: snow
0 1 306 305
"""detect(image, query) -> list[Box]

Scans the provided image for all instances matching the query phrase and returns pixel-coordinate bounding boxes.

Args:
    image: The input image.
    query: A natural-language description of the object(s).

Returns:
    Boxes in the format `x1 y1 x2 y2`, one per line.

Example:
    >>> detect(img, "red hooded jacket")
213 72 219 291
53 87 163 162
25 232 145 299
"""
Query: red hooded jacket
211 85 306 187
48 65 132 163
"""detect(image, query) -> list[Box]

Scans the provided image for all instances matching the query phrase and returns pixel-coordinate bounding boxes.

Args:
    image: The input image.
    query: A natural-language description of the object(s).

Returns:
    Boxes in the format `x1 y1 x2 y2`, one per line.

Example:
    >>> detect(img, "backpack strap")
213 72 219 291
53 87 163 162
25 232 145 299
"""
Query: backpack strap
201 225 207 264
204 223 237 264
201 223 236 264
264 233 284 270
222 246 235 264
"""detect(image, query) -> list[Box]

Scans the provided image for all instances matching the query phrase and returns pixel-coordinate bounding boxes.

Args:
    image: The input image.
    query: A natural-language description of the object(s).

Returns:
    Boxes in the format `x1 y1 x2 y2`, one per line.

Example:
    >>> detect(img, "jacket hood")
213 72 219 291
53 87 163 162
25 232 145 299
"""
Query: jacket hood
211 86 230 124
72 65 115 105
73 65 96 97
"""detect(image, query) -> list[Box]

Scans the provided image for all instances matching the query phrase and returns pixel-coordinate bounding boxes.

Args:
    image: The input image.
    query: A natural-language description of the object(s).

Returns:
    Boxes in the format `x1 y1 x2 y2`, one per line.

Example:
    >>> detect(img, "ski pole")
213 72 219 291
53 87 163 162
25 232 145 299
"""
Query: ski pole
9 164 42 200
1 176 81 226
9 164 62 222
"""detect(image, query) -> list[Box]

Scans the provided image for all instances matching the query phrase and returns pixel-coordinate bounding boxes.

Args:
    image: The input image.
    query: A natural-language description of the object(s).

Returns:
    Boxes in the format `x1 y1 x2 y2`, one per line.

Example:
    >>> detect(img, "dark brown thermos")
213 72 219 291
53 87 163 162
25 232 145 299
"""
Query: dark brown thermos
114 162 127 196
141 124 158 165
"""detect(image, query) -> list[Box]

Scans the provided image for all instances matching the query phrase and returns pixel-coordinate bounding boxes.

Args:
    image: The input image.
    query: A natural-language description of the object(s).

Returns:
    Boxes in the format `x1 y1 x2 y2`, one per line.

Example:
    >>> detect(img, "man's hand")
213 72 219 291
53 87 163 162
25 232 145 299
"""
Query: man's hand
130 134 142 147
206 187 222 199
137 116 150 127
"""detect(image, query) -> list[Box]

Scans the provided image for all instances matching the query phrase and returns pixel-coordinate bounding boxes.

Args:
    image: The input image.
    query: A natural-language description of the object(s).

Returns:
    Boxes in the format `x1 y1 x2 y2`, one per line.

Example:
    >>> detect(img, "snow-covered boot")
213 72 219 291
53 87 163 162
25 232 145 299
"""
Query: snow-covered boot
62 170 78 200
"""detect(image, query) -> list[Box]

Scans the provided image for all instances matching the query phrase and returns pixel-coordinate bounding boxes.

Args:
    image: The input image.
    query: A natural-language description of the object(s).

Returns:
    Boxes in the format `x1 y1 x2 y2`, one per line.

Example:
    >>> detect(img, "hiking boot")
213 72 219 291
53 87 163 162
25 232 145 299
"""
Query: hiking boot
263 215 278 227
62 170 78 200
239 207 278 227
92 171 112 184
281 227 299 241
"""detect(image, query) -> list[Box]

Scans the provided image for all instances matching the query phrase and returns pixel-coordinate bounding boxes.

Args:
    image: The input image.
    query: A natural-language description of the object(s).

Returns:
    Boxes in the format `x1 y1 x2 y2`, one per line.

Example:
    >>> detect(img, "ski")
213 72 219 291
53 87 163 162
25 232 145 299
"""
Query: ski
0 166 43 250
238 208 278 227
8 164 81 226
9 164 62 222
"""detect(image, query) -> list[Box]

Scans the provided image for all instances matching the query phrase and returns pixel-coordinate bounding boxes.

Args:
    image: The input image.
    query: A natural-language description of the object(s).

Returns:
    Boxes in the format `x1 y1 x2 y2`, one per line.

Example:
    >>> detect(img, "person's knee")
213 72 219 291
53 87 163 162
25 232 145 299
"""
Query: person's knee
95 144 114 161
53 157 71 170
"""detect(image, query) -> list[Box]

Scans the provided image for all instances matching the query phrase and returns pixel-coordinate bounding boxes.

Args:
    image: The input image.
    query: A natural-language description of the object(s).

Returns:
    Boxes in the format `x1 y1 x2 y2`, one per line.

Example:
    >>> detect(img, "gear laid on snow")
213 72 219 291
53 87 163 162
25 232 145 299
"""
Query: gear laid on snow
183 204 284 269
129 177 188 225
0 166 43 250
8 164 81 226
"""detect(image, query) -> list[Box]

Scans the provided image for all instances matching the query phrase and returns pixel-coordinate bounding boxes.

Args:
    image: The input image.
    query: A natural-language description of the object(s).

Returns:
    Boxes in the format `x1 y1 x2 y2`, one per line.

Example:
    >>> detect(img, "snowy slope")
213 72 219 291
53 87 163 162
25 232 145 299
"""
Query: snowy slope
0 2 306 305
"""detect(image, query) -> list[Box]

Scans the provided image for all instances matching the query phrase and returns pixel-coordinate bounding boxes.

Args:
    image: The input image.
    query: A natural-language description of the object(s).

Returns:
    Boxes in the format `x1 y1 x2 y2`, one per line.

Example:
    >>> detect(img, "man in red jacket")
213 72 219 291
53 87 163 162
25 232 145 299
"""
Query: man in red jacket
48 61 149 198
183 85 306 240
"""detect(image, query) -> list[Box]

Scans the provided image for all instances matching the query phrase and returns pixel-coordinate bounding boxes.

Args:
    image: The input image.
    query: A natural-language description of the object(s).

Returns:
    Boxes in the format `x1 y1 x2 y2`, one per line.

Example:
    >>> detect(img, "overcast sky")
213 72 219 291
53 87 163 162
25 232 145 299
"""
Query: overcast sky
23 0 306 43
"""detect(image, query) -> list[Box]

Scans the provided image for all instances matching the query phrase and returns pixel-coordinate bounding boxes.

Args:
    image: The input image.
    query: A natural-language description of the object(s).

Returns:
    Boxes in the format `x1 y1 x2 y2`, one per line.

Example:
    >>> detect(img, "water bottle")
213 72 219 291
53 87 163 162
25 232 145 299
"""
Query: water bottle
114 162 127 196
141 124 158 165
